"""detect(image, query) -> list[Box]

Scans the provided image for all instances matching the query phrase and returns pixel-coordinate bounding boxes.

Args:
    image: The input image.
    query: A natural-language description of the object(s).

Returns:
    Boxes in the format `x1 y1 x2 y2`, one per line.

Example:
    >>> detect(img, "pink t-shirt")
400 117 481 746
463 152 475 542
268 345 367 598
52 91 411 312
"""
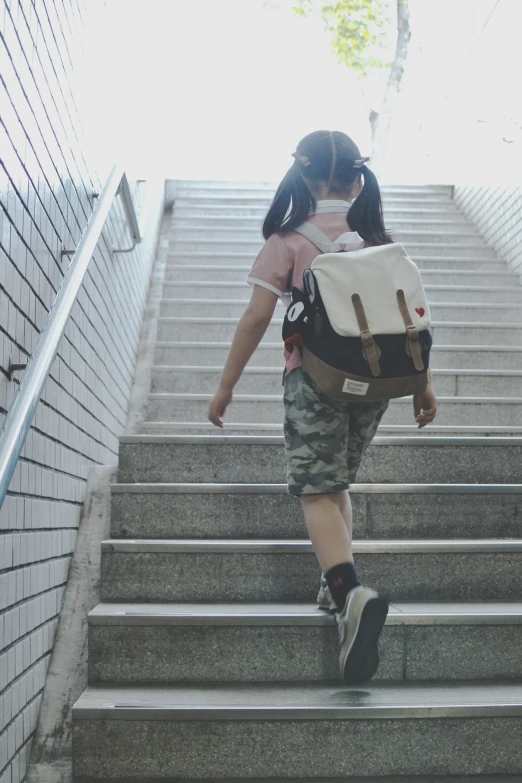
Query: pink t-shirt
247 200 362 372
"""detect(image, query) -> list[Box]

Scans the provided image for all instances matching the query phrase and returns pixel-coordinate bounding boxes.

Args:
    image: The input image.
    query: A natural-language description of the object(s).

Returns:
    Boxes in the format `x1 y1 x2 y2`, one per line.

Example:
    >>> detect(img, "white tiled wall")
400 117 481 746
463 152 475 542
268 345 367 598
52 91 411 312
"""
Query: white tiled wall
454 186 522 276
0 1 162 780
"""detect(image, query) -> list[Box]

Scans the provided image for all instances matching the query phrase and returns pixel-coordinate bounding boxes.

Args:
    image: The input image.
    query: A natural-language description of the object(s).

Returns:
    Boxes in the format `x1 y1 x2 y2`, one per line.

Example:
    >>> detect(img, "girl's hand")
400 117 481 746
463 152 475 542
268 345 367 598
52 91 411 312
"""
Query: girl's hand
208 387 233 428
413 388 437 428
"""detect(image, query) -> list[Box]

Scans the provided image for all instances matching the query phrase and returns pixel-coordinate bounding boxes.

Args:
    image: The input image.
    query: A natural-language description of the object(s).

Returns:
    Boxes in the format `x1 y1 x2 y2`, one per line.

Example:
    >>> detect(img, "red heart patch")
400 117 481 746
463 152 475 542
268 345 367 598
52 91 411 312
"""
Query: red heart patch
415 307 425 317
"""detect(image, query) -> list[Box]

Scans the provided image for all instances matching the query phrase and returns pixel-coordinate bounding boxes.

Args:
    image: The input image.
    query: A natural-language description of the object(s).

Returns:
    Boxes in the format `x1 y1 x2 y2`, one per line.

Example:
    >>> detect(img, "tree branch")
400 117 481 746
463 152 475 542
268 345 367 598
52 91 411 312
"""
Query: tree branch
385 0 411 109
370 0 411 171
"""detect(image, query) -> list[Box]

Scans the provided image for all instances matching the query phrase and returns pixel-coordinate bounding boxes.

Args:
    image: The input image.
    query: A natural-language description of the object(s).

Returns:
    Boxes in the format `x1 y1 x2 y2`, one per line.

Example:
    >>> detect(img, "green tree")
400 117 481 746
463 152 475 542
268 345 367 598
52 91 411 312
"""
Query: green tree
269 0 411 173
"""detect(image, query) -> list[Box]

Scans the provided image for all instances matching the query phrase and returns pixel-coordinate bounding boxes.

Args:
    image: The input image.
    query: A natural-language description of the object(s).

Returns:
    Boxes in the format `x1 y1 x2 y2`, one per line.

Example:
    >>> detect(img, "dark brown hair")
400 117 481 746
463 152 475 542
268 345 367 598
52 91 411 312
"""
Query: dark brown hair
263 130 392 246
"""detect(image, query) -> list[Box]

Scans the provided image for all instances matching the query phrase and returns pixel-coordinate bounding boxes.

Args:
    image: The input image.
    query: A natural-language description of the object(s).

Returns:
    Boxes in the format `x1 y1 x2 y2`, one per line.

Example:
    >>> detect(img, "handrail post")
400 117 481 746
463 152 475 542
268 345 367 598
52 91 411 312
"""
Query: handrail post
118 173 141 243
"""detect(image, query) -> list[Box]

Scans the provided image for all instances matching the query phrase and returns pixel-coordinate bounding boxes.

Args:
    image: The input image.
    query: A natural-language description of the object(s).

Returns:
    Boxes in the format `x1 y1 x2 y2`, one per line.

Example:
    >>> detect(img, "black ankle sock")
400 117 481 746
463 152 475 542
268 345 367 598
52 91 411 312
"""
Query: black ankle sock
325 562 361 610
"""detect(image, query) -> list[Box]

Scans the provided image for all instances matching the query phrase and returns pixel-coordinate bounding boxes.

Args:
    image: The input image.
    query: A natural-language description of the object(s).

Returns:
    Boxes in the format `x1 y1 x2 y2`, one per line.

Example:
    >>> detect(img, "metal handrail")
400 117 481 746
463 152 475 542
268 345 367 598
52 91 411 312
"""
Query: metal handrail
0 164 144 510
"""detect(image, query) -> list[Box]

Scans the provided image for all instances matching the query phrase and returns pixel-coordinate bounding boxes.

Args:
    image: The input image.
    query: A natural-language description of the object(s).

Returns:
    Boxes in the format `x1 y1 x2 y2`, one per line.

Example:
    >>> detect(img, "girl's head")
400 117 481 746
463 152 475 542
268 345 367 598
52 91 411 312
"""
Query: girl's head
263 130 392 246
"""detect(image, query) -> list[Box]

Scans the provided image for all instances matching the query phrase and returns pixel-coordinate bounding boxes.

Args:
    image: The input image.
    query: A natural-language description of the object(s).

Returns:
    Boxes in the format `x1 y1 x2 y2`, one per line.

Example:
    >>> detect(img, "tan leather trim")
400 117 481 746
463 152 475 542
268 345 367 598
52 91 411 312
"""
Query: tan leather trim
351 293 381 377
303 347 428 402
396 289 424 372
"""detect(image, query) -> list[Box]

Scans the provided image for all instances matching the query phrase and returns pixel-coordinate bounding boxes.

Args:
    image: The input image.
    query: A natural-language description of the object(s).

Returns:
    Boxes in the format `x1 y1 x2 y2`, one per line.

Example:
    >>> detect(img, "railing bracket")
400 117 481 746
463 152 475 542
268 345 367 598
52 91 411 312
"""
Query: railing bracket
113 242 137 255
8 359 27 381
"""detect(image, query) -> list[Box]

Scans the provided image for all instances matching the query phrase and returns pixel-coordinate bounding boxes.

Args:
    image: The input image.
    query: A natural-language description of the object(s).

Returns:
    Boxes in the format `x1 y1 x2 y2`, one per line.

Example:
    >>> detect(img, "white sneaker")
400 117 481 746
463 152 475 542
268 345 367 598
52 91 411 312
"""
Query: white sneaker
316 573 336 612
336 585 389 684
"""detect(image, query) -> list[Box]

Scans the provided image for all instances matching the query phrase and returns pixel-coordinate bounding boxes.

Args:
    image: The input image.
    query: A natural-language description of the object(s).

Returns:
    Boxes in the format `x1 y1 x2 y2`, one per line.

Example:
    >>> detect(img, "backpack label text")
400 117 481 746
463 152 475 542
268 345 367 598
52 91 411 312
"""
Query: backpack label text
342 378 369 396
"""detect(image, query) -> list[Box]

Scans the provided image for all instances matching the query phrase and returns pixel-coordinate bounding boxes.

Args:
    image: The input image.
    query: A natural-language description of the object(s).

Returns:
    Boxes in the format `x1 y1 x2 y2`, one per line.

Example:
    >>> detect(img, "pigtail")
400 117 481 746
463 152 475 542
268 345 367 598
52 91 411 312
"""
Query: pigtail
263 164 315 240
347 165 393 246
263 130 391 244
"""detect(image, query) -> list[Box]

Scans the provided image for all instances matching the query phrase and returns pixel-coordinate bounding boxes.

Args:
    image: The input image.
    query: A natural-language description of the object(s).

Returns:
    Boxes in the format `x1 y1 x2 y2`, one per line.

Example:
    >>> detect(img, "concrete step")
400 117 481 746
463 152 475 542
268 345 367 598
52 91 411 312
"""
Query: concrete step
171 181 454 195
100 538 522 602
160 298 522 324
168 246 497 260
162 278 522 300
150 366 522 397
169 238 498 257
139 422 522 437
420 285 522 303
172 203 468 219
72 681 522 779
171 213 472 230
173 194 456 208
173 203 280 218
155 342 522 370
169 227 485 245
146 393 522 427
110 482 522 540
173 195 462 207
88 601 522 684
118 435 522 484
175 191 458 204
165 258 507 280
156 317 522 345
72 777 522 783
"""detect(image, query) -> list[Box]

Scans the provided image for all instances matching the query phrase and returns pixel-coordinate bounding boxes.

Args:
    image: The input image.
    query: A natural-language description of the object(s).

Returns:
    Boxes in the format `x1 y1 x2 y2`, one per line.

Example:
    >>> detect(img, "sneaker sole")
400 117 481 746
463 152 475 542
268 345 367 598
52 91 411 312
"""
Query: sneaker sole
341 597 389 685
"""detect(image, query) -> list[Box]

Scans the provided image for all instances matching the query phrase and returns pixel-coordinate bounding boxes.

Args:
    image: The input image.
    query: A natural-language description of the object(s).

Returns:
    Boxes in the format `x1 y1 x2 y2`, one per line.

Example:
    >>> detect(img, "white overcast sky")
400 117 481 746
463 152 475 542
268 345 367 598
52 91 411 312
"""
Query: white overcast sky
75 0 522 184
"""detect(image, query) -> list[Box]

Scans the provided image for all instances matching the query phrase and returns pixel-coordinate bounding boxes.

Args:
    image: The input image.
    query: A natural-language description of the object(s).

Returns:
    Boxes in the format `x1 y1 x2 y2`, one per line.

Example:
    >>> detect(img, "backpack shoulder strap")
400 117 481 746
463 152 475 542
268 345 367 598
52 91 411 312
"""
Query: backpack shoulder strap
293 223 337 254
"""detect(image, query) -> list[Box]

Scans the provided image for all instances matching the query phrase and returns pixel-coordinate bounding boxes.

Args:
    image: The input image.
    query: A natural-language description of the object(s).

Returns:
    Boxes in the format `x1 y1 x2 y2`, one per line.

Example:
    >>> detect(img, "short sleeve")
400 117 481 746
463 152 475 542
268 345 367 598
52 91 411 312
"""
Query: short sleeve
247 234 294 298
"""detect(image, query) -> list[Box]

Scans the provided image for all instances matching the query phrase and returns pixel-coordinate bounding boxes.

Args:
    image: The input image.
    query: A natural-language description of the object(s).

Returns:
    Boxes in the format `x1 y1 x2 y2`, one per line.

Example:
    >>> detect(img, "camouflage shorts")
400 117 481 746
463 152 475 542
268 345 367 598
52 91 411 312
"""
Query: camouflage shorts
283 367 389 495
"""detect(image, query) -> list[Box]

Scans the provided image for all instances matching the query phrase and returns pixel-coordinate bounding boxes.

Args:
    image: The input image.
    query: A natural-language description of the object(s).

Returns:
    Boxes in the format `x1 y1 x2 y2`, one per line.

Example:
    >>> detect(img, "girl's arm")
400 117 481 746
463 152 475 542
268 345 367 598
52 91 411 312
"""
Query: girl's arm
208 285 279 428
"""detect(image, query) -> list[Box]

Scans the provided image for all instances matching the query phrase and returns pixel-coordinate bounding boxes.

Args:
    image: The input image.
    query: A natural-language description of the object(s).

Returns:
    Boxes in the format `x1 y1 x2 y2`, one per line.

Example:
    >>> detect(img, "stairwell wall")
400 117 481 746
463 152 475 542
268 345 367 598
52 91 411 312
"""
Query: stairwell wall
0 2 163 782
454 186 522 276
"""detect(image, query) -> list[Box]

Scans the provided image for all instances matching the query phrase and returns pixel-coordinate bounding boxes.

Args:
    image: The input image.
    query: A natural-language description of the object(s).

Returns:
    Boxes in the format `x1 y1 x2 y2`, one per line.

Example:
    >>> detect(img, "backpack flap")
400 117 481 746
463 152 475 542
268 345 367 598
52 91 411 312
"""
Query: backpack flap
311 243 431 337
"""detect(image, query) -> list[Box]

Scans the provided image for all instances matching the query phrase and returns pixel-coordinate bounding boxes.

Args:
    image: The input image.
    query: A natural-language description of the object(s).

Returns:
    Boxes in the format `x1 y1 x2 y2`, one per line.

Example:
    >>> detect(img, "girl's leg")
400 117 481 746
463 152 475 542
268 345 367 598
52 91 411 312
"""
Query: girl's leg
300 490 353 572
284 371 389 684
302 489 361 614
339 488 353 540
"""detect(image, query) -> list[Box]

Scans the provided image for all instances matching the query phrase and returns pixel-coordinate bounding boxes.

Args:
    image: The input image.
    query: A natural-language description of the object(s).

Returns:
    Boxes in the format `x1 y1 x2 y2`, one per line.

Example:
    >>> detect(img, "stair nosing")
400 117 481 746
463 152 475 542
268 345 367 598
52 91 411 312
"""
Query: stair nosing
137 426 522 444
163 284 519 294
158 317 522 328
169 238 507 249
154 340 522 352
165 270 517 280
110 482 522 495
120 434 522 445
147 392 522 404
160 298 522 312
166 261 506 269
71 681 522 721
168 252 500 261
88 600 522 627
101 538 522 554
171 228 483 238
150 365 522 378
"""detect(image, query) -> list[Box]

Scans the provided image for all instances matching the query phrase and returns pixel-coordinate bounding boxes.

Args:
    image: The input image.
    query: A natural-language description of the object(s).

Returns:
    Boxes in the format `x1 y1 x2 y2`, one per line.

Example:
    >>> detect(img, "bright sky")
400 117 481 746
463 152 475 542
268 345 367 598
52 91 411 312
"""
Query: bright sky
74 0 522 184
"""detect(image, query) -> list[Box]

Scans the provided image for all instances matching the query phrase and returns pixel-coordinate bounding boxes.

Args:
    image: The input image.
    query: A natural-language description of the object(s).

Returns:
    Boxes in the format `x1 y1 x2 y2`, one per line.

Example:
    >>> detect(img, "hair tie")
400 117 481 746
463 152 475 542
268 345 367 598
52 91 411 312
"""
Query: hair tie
291 151 311 167
353 157 370 169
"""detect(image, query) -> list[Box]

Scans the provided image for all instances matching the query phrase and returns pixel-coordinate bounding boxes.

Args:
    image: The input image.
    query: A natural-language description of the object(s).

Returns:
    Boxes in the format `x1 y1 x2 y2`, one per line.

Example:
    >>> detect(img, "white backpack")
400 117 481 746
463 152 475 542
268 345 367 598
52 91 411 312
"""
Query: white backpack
282 223 433 401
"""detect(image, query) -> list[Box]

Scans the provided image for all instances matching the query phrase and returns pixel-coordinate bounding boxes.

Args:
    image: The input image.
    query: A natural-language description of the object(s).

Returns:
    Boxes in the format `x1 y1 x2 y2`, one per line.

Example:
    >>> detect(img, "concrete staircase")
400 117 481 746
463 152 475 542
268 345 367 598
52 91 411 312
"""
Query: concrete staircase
72 183 522 781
